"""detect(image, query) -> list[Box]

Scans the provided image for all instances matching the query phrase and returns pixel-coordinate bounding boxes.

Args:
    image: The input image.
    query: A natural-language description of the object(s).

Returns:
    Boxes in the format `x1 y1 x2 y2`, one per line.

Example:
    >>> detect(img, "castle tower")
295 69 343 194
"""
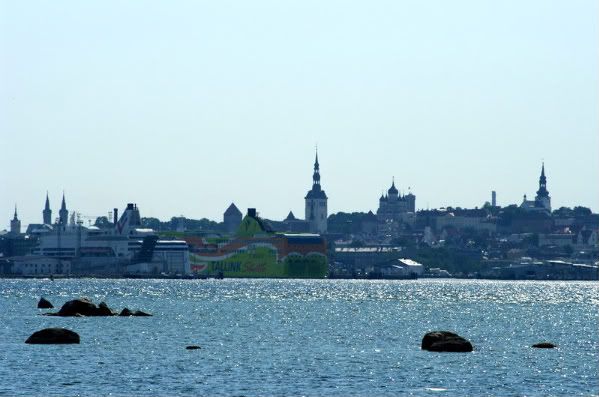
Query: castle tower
59 193 69 225
10 205 21 235
304 150 328 234
43 192 52 224
535 163 551 212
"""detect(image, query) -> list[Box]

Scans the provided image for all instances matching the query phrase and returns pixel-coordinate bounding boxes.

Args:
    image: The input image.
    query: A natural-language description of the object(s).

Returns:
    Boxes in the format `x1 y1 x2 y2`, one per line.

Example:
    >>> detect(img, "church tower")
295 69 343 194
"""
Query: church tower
305 150 328 234
43 192 52 225
59 193 69 226
10 205 21 235
534 163 551 212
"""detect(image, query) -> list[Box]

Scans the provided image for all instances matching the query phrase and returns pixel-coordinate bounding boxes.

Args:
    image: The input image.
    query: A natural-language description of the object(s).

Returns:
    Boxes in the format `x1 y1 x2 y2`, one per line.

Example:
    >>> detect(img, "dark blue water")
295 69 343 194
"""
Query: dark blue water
0 279 597 396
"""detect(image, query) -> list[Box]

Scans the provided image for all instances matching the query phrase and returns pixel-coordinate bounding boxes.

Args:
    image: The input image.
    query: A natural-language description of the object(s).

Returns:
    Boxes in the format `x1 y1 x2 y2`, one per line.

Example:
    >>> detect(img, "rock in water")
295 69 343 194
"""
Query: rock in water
119 308 134 316
186 345 201 350
119 308 152 317
422 331 473 352
37 297 54 309
97 302 116 316
25 328 80 344
57 298 100 316
532 342 557 349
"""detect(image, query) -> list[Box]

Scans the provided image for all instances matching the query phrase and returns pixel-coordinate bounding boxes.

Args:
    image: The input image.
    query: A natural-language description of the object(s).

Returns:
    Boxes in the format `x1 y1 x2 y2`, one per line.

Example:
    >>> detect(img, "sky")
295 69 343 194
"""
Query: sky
1 0 598 229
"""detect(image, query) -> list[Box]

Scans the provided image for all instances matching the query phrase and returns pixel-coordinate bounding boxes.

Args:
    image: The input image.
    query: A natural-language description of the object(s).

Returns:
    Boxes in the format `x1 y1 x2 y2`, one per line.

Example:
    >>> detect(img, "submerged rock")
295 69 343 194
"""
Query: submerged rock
37 297 54 309
119 308 152 317
422 331 473 352
25 328 80 344
532 342 557 349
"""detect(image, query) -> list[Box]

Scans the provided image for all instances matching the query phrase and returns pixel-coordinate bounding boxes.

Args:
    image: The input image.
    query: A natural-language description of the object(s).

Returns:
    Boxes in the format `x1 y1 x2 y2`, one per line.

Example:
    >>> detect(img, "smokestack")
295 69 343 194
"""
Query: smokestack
491 191 497 207
113 208 118 225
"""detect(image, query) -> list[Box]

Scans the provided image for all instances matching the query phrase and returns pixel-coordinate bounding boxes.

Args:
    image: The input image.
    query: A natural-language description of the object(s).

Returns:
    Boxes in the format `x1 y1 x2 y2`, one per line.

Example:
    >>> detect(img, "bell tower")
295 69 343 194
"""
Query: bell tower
304 150 328 234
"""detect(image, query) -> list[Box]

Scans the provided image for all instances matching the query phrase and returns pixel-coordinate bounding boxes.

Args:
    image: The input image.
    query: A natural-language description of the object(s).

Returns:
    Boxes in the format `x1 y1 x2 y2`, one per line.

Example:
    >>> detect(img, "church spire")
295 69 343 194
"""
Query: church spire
59 192 69 225
43 192 52 224
536 162 548 198
312 148 321 187
13 204 18 221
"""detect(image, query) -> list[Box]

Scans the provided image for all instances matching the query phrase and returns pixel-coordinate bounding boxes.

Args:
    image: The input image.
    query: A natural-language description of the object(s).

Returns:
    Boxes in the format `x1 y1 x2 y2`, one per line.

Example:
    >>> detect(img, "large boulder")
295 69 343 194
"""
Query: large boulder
119 308 152 317
25 328 80 344
422 331 473 352
532 342 557 349
51 298 116 316
37 297 54 309
57 298 100 316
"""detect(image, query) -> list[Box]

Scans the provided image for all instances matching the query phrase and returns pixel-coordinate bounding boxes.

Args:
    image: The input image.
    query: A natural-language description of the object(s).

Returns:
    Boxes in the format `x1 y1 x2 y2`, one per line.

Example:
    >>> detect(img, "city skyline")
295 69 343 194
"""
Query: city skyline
2 157 593 230
2 1 598 227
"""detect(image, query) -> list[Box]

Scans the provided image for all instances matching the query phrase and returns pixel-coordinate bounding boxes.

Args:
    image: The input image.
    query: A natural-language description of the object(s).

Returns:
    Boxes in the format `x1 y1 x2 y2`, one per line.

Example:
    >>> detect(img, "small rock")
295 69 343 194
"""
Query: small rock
119 308 133 316
422 331 473 353
119 308 152 317
532 342 557 349
186 345 201 350
25 328 80 344
37 297 54 309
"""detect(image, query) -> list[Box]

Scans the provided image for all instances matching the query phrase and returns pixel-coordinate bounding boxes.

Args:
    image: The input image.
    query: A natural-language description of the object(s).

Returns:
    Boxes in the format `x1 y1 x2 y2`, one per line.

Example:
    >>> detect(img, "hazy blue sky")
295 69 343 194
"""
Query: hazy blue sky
1 0 598 228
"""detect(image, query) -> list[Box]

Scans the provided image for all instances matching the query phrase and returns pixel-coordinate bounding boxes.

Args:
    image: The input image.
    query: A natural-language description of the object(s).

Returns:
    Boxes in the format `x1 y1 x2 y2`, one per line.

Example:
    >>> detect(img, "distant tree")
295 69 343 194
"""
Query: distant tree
141 217 162 230
552 207 573 217
94 216 112 228
573 206 592 217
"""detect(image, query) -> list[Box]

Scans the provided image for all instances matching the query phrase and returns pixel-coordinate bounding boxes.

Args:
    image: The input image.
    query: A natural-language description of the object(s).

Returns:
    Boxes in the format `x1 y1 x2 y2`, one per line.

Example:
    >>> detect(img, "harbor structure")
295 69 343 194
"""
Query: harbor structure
10 203 190 276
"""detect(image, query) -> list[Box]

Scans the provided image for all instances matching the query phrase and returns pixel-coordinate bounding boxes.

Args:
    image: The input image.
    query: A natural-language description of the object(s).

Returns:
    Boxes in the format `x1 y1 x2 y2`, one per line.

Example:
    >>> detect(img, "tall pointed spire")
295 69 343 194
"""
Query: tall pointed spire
59 191 69 225
43 192 52 224
312 148 321 186
10 203 21 235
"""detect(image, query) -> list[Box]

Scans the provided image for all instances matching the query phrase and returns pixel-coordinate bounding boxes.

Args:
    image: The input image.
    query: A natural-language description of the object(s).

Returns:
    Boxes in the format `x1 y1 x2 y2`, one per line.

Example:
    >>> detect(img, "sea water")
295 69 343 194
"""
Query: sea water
0 279 597 396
